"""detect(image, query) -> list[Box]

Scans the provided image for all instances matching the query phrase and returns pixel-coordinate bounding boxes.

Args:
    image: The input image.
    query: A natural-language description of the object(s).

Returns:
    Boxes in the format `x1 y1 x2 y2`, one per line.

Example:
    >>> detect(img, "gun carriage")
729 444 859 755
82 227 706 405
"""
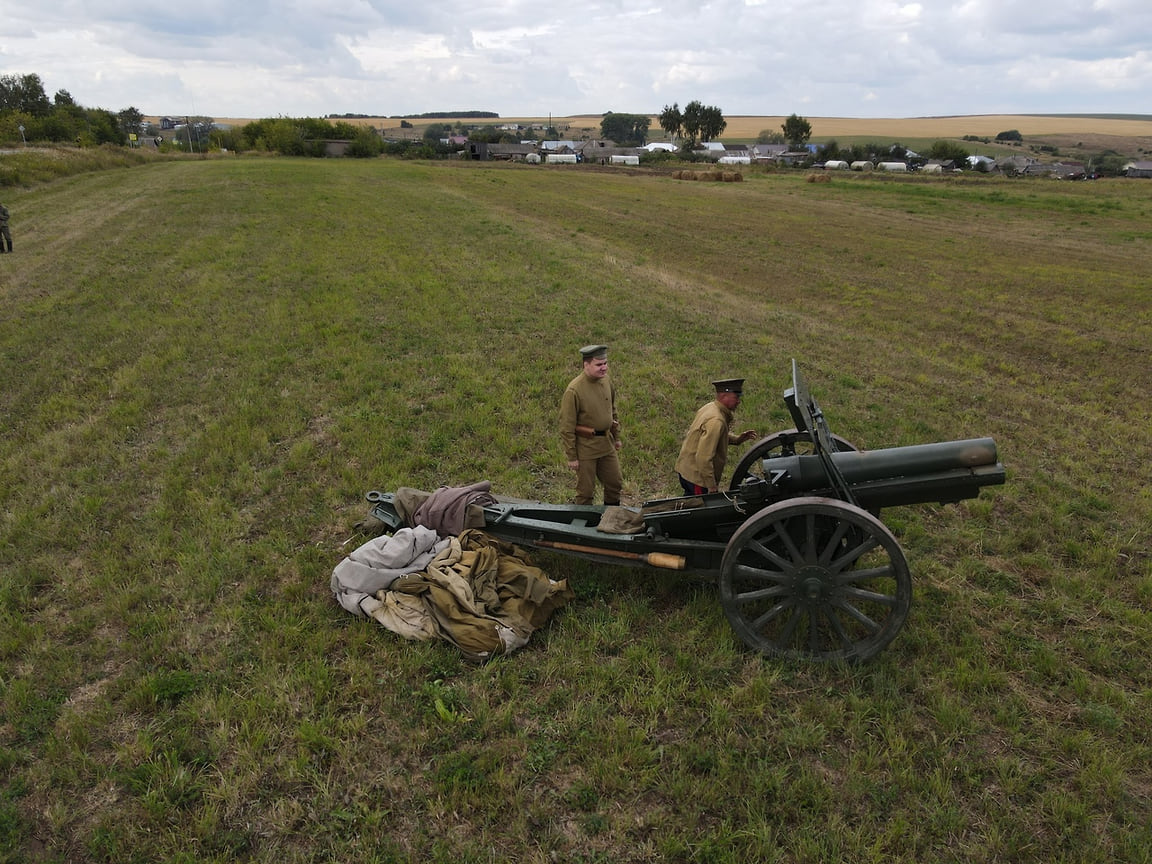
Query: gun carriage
367 362 1005 663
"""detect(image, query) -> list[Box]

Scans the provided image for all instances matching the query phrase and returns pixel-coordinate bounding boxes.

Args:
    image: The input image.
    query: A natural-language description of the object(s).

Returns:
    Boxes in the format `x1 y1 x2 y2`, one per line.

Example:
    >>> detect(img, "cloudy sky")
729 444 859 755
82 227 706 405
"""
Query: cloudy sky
3 0 1150 120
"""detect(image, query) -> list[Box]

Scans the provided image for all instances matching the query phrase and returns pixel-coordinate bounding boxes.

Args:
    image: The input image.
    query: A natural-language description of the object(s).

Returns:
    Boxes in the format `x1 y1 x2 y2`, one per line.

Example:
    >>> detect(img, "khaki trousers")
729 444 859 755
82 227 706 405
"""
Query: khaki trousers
575 450 622 505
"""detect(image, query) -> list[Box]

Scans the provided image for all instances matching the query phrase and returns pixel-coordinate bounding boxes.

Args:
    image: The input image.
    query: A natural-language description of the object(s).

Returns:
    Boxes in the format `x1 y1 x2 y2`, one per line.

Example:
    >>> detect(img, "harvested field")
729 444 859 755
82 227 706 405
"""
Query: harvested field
214 113 1152 142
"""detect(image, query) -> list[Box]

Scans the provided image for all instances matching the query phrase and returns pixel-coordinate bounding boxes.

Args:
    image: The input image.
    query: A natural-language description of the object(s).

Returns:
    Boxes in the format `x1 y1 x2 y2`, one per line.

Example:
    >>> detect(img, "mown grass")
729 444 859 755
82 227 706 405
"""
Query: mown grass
1 158 1150 863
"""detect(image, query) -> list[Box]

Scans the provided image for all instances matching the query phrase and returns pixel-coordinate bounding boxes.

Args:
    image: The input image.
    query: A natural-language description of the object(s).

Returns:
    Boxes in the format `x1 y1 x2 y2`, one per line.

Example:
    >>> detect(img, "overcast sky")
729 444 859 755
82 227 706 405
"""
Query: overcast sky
3 0 1150 120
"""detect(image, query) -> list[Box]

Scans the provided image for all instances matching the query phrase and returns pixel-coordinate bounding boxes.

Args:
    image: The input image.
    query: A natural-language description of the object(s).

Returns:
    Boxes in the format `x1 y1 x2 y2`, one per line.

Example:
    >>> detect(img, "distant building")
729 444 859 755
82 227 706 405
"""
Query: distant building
751 143 787 161
468 142 537 161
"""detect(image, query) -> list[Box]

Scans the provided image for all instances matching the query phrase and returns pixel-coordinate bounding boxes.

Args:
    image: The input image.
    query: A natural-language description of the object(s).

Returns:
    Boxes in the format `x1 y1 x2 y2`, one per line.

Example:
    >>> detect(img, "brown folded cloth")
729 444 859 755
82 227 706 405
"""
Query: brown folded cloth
597 506 646 535
413 481 498 536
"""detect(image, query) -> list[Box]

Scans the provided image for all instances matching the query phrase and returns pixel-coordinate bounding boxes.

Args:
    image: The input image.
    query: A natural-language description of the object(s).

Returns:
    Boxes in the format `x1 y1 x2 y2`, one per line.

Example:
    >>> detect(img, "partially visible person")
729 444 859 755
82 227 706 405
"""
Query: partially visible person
0 201 11 253
675 378 758 495
559 344 623 506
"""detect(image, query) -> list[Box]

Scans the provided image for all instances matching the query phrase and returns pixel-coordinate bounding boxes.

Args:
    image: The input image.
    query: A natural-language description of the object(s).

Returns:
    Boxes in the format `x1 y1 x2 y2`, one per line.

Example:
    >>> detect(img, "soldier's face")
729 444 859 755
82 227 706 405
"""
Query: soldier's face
584 357 609 378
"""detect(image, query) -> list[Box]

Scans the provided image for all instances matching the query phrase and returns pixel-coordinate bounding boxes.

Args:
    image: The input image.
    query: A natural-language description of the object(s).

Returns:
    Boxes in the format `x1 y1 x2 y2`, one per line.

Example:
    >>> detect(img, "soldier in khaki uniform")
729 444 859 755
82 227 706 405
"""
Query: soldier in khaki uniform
0 202 11 253
675 378 758 495
559 345 623 505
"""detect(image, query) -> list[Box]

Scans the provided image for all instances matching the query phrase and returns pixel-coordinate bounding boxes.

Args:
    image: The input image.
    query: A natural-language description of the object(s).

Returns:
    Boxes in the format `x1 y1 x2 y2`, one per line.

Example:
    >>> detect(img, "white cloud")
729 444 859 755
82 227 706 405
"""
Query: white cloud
0 0 1149 118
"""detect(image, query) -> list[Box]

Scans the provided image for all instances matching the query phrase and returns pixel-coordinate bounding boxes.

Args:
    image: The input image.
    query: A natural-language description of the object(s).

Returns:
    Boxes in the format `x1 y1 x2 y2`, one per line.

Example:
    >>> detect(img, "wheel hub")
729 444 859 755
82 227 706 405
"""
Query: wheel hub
797 567 830 601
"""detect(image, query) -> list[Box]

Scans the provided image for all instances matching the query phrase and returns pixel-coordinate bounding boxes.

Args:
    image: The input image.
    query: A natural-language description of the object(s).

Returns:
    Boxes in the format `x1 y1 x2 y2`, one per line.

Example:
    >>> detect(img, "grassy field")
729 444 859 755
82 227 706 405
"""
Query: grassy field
1 157 1150 863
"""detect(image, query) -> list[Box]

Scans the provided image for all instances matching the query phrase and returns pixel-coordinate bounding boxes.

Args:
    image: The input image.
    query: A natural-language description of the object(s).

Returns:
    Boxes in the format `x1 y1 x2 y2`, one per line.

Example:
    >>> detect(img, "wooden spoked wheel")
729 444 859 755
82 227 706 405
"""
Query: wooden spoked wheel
719 497 911 662
728 429 857 491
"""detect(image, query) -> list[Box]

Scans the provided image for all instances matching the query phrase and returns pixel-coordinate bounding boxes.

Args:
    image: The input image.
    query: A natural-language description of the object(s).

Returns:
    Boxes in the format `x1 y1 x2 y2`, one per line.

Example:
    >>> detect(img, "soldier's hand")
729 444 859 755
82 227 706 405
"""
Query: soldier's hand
739 430 759 443
568 460 580 471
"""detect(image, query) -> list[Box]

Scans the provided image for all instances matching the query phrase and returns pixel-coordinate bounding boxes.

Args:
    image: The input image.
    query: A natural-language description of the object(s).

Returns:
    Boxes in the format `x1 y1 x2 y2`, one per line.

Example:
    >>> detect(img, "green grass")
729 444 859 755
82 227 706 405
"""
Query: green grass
1 158 1150 863
0 144 181 188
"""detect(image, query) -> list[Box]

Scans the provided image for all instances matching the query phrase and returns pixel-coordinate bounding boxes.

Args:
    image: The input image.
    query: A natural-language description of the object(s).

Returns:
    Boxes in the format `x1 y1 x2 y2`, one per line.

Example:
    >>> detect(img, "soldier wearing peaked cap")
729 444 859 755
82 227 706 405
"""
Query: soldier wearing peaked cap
675 378 758 495
559 344 623 506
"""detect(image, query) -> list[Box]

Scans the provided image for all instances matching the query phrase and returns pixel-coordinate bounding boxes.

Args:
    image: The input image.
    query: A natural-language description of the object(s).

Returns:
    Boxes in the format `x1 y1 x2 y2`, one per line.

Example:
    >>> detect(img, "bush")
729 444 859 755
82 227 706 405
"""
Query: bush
345 130 384 158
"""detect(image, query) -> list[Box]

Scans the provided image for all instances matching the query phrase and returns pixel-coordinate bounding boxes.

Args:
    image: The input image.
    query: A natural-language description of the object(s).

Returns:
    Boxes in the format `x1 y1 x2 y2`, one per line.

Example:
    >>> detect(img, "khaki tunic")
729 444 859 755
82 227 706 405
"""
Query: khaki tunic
559 372 619 462
675 400 740 490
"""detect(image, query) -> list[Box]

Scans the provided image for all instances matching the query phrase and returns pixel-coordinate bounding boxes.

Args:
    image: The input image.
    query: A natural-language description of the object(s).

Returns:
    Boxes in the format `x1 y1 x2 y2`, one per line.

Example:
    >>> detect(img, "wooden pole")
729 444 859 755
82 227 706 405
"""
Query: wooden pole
536 540 686 571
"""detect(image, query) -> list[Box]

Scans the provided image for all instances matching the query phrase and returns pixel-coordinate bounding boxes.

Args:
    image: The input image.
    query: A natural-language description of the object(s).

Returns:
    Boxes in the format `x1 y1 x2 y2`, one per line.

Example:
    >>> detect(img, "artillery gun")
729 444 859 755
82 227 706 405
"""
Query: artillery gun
368 361 1005 662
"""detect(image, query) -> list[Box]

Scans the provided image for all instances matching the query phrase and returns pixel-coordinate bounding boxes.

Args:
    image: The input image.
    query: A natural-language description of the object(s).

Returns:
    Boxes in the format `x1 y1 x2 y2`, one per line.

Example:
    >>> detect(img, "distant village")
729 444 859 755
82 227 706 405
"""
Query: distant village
461 137 1152 179
149 116 1152 178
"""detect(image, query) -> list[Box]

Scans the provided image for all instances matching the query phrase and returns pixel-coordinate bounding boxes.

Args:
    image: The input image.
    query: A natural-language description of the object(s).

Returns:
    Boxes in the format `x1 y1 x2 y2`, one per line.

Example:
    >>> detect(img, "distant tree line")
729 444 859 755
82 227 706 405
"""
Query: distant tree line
393 111 499 119
0 73 144 146
815 138 962 165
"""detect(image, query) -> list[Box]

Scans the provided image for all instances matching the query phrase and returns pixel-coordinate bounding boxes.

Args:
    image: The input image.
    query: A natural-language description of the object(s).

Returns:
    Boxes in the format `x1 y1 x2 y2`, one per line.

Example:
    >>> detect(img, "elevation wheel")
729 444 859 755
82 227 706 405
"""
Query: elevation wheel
728 429 857 490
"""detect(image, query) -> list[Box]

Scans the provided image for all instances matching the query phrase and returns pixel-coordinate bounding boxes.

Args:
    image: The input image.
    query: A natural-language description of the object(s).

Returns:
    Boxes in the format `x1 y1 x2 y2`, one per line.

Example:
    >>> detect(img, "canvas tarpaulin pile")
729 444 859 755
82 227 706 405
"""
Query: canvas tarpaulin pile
331 483 574 662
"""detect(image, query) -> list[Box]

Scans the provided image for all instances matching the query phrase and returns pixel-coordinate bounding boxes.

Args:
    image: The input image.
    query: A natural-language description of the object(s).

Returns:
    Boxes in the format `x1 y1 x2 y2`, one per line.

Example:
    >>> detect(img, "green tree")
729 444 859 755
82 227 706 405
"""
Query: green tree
328 120 362 139
467 125 503 144
1092 151 1129 177
423 122 452 143
678 100 726 145
209 126 245 152
757 128 784 144
659 103 683 142
243 118 306 155
818 139 842 161
996 129 1022 142
76 109 122 146
698 105 726 142
346 127 384 158
118 107 145 139
0 73 52 116
782 113 812 151
599 112 650 145
926 140 970 163
681 100 704 145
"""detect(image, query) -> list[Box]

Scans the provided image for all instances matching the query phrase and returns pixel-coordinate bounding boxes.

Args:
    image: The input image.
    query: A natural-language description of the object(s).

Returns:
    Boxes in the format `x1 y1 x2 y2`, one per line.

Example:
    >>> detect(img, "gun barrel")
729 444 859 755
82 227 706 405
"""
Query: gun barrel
764 437 1004 508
